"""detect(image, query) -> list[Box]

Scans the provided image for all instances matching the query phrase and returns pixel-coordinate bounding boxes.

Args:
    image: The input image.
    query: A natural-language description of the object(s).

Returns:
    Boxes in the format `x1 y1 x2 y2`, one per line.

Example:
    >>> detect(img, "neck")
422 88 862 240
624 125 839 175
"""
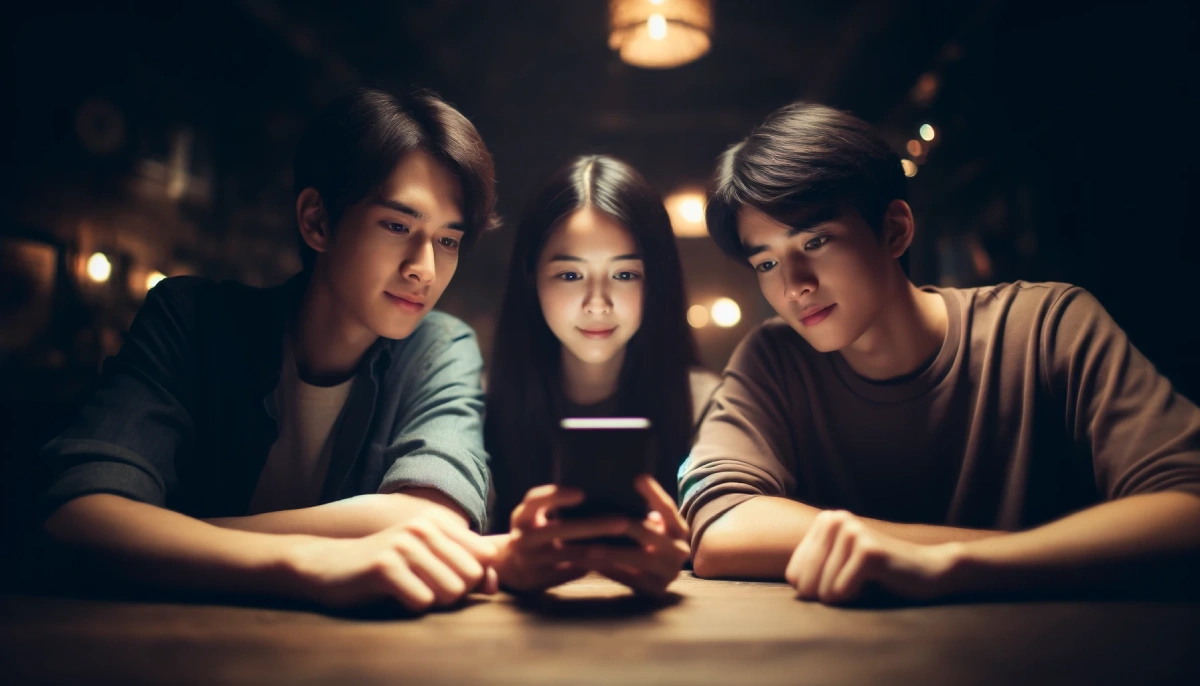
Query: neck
840 270 948 382
560 347 624 407
292 266 378 385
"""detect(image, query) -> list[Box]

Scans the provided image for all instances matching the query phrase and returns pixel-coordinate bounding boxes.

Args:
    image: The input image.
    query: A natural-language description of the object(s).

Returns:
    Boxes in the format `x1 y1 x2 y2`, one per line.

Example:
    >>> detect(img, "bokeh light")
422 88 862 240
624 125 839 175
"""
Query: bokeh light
86 252 112 283
711 298 741 328
146 271 167 291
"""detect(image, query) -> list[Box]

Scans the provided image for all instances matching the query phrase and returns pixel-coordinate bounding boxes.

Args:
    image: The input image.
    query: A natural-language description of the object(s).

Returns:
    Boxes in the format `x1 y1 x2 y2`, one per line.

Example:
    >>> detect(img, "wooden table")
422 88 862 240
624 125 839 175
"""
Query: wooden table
2 573 1198 685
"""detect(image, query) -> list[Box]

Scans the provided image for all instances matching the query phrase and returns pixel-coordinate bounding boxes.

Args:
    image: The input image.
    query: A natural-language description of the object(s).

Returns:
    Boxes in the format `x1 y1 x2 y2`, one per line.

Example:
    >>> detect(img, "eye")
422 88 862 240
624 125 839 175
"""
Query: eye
804 235 831 251
555 272 582 282
753 260 778 274
439 236 461 250
614 271 642 281
382 221 410 234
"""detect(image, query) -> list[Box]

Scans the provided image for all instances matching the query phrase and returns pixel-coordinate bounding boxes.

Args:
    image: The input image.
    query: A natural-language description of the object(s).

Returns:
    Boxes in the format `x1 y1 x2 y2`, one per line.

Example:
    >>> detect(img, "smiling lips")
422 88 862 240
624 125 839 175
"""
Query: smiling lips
578 326 617 339
798 303 836 327
385 291 426 313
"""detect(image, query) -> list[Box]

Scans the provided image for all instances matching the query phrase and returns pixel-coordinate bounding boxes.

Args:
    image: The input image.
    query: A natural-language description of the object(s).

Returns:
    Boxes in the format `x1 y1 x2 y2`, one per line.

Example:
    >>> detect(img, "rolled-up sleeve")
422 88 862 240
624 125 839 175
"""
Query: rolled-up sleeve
377 319 491 532
679 325 801 548
38 278 199 521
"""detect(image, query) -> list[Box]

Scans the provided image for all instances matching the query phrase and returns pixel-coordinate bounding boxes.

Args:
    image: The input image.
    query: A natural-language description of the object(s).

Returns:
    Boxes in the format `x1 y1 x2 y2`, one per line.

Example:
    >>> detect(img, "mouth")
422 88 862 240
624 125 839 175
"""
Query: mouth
798 303 836 327
384 292 426 313
578 327 617 339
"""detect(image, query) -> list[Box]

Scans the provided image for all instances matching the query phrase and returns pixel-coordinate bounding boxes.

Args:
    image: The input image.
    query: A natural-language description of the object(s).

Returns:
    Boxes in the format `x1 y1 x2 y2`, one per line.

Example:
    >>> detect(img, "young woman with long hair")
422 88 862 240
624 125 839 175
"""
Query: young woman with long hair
485 155 719 595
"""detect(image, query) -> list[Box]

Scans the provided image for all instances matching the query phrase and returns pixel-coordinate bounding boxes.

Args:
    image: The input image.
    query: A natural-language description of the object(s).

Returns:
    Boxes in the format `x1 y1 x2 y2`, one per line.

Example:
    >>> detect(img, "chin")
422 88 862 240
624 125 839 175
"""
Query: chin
570 346 619 365
789 323 848 353
373 318 422 341
806 339 844 354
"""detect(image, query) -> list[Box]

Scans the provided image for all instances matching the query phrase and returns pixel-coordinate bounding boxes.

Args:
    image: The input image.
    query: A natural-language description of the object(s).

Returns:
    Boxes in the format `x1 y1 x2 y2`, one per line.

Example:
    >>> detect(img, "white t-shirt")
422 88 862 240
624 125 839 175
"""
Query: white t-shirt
247 343 354 514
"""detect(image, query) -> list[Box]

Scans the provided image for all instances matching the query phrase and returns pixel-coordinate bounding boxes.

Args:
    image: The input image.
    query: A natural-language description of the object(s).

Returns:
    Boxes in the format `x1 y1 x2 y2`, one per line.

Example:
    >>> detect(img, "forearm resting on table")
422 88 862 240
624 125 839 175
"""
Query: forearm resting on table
692 495 1000 579
204 488 470 538
43 494 315 596
947 490 1200 595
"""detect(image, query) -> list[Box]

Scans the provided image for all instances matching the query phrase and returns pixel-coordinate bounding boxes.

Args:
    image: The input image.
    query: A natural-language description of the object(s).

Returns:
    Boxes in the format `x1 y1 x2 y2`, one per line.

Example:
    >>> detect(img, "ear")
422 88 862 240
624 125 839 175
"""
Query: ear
296 187 331 256
881 199 915 259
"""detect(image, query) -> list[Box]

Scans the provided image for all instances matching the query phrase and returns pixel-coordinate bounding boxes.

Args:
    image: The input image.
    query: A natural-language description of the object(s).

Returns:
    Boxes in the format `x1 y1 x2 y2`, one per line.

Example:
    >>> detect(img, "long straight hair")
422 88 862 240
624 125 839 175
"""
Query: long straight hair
485 155 699 531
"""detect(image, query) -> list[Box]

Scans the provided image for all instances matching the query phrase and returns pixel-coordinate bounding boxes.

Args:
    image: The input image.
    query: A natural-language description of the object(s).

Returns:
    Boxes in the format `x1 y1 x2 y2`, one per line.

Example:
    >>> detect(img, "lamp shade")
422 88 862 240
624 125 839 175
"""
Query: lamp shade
608 0 713 69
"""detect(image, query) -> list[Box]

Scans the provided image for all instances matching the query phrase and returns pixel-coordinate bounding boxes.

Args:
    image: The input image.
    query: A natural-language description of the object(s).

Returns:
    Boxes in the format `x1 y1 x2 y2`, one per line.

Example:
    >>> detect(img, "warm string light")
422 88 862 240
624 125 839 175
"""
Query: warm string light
666 190 708 237
86 252 112 283
688 298 743 329
710 298 741 328
902 124 938 177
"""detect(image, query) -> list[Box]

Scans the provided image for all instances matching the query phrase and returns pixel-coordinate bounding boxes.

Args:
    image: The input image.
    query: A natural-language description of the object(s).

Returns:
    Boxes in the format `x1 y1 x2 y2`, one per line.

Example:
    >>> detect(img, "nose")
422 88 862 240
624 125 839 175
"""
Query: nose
401 237 436 285
583 278 612 315
783 255 817 302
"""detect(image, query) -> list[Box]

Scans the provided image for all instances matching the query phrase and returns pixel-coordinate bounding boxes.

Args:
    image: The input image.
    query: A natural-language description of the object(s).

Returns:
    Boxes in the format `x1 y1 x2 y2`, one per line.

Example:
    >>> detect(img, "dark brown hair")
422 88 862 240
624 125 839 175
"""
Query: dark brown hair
707 101 907 261
292 88 498 270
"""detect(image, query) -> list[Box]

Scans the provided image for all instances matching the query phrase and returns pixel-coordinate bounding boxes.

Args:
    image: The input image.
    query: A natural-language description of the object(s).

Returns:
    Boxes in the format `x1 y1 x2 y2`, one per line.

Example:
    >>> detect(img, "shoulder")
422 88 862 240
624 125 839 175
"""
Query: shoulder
150 275 300 336
148 274 286 314
689 367 722 399
727 317 814 370
132 275 222 332
714 318 826 404
149 274 213 298
942 282 1121 371
143 275 216 310
380 310 483 376
688 367 723 424
942 280 1092 333
741 316 804 349
390 310 478 350
948 280 1081 313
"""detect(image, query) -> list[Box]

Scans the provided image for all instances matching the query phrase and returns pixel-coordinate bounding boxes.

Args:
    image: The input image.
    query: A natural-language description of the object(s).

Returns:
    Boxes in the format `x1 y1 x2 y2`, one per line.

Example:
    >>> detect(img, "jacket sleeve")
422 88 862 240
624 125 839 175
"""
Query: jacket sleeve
38 277 202 521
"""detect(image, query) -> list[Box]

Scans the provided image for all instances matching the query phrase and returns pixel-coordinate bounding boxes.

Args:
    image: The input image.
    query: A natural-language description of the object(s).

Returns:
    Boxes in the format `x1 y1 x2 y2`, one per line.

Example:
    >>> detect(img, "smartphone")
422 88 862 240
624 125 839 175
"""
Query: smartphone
553 417 656 534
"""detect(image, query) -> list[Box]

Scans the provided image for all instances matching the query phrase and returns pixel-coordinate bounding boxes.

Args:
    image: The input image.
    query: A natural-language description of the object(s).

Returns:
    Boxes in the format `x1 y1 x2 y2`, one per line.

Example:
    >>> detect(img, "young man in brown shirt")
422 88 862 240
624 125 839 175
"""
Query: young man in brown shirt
680 102 1200 604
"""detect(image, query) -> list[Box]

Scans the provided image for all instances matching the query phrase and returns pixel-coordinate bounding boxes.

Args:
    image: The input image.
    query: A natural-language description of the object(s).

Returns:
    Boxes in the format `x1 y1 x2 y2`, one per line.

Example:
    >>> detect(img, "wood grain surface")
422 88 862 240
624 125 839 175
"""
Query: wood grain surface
2 573 1198 685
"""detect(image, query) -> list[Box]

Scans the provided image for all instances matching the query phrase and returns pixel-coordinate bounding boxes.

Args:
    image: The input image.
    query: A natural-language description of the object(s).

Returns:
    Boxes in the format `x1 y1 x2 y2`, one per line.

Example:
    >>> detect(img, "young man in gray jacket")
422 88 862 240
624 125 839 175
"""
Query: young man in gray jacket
37 89 500 612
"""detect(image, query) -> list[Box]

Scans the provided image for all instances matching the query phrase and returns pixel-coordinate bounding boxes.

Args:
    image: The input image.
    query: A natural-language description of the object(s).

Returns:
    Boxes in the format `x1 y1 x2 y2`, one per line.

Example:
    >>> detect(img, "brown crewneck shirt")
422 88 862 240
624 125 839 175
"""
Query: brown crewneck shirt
679 282 1200 545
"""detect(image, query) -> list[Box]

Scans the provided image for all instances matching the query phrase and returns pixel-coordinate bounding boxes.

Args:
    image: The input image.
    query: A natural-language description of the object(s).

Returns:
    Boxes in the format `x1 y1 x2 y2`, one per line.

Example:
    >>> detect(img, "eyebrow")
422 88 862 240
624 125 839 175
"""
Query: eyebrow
371 198 465 231
547 253 643 263
742 207 839 258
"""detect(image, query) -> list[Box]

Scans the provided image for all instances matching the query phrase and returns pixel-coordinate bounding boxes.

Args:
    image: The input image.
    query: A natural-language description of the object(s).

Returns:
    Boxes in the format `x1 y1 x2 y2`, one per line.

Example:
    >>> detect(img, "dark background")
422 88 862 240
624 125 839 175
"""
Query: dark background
1 0 1197 538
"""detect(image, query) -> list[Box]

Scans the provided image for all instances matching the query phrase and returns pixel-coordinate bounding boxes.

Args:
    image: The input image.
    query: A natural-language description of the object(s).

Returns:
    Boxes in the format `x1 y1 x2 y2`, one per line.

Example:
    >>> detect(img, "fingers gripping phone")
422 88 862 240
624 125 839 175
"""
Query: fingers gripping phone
553 417 656 542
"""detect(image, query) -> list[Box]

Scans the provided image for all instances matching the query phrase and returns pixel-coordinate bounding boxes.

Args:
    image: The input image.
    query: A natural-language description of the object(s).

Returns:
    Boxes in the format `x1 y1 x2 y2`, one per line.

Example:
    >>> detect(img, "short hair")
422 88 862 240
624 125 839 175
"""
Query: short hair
706 102 907 261
292 88 498 271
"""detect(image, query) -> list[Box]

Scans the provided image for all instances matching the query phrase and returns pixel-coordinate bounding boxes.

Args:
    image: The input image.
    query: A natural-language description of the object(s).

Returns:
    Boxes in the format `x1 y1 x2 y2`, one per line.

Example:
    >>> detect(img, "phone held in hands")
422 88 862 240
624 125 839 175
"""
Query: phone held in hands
553 417 656 543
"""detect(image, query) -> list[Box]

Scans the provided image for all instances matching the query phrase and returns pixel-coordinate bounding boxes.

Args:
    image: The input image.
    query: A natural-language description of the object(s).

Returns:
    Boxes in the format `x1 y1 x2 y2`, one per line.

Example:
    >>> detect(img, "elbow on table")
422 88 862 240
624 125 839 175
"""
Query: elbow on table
43 493 120 542
690 534 728 579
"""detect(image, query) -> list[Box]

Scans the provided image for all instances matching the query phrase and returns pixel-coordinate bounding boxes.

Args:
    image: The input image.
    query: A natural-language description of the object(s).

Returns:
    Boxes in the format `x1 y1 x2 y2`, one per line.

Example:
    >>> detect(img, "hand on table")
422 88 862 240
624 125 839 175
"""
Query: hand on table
285 508 498 612
494 476 690 596
493 484 625 593
785 510 963 605
581 475 691 597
